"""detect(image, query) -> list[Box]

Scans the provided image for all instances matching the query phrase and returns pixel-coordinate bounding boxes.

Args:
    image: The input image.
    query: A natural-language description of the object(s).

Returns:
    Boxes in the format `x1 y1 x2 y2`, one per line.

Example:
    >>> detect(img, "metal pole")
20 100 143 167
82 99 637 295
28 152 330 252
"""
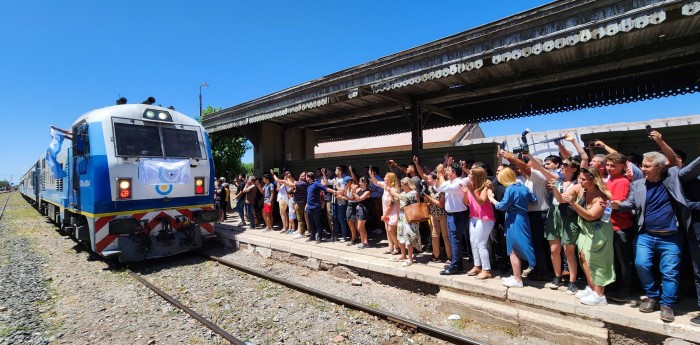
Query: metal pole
199 82 209 119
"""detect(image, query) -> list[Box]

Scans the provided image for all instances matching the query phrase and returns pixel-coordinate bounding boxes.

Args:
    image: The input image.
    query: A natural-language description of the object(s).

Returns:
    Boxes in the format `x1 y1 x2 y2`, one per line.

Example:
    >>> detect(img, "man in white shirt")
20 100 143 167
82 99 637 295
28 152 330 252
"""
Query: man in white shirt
436 162 469 275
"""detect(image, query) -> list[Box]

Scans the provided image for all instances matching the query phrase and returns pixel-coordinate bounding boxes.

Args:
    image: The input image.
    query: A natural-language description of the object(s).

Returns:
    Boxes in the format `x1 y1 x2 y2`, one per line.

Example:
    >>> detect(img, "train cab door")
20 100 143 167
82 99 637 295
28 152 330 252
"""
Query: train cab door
32 165 39 202
71 123 89 210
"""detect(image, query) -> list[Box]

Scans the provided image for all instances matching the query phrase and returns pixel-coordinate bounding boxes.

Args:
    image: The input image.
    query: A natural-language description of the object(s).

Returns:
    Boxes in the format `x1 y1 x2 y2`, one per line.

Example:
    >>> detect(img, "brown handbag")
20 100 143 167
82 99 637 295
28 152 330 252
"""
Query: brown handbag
403 202 430 223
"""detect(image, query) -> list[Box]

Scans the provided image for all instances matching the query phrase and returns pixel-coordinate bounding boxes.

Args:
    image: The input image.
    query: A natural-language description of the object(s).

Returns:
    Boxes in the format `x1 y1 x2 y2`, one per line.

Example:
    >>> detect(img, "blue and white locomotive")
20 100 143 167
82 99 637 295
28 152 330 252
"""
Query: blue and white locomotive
19 101 219 262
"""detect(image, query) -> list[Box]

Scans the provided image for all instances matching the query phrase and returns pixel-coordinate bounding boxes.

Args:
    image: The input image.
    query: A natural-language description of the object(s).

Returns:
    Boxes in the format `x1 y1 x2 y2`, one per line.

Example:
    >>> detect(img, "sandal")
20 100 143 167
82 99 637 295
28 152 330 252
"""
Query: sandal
382 250 393 255
402 261 413 267
467 267 482 276
475 271 492 280
391 250 400 255
430 256 441 263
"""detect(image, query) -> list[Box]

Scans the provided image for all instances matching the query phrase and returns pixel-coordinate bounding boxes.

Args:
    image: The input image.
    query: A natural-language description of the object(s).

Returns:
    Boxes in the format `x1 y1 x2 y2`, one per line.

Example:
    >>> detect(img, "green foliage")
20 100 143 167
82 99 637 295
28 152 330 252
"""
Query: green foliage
0 180 9 188
241 162 253 175
200 106 252 178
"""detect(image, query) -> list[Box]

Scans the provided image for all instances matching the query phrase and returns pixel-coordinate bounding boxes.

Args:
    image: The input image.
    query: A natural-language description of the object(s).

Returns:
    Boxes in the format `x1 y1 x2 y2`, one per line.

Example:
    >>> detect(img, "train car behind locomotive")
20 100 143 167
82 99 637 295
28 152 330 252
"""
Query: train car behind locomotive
20 102 218 262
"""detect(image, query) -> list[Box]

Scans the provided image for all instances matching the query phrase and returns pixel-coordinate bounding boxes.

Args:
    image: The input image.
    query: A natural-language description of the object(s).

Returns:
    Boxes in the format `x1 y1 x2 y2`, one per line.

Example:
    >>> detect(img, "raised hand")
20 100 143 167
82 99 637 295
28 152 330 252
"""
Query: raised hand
563 132 575 142
412 155 419 164
648 130 663 143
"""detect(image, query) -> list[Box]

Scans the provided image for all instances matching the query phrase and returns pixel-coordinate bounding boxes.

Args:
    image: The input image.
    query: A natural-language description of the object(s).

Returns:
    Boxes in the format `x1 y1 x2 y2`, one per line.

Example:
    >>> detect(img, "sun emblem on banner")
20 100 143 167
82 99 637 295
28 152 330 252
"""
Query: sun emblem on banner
155 184 173 195
159 167 181 184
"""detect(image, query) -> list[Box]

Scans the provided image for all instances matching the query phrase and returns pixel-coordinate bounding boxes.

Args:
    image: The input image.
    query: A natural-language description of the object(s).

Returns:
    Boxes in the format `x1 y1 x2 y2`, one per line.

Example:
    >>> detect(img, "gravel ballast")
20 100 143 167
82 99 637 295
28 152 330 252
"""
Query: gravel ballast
1 194 554 344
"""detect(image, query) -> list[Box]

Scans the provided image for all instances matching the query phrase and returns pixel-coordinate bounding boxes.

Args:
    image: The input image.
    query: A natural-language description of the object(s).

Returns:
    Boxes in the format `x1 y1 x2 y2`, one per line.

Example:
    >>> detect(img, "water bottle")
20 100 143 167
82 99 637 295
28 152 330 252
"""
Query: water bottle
601 200 612 223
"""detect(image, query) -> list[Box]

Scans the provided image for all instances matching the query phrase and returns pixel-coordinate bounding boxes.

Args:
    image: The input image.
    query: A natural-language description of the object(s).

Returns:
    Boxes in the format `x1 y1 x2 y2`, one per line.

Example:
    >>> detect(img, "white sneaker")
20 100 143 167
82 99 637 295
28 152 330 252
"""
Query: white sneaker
339 239 346 243
522 267 533 278
502 278 523 288
292 234 303 239
501 275 514 282
581 292 607 306
575 286 593 299
292 231 299 235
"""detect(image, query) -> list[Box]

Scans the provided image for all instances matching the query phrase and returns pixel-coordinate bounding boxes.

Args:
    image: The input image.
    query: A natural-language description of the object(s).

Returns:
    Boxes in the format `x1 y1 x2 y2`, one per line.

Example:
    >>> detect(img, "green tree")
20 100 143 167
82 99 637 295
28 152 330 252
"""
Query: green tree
200 106 252 178
242 162 254 175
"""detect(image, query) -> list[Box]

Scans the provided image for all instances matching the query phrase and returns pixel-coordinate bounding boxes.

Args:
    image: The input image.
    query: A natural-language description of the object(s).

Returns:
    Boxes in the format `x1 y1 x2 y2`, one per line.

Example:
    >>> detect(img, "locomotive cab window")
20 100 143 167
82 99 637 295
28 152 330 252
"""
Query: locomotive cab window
114 123 163 157
112 118 204 159
162 127 202 158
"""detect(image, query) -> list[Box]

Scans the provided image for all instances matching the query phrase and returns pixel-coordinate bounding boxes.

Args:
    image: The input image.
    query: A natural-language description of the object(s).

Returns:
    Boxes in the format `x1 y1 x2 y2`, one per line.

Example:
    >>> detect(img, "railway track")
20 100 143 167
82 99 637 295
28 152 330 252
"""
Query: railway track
126 250 488 345
0 192 12 221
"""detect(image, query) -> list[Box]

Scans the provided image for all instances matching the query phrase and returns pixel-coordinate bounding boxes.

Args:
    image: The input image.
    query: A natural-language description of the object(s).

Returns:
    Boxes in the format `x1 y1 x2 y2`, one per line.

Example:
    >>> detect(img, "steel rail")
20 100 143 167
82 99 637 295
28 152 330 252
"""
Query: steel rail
196 252 488 345
126 270 246 345
0 193 12 221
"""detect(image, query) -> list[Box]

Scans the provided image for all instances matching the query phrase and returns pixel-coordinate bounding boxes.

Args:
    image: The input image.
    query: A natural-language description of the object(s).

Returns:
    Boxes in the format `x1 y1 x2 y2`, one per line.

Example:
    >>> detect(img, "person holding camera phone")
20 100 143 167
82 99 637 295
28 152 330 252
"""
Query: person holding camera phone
612 151 700 322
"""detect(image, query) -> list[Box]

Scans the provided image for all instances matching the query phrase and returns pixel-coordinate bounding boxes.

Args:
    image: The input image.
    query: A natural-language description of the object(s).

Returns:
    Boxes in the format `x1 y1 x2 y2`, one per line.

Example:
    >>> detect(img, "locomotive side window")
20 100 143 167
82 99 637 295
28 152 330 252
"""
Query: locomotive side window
161 128 202 158
114 123 163 157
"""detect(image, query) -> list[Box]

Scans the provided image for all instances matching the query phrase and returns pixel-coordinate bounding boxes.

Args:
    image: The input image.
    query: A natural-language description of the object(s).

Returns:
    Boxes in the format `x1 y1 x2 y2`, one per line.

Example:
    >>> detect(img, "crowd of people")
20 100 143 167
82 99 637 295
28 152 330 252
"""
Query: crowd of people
214 129 700 325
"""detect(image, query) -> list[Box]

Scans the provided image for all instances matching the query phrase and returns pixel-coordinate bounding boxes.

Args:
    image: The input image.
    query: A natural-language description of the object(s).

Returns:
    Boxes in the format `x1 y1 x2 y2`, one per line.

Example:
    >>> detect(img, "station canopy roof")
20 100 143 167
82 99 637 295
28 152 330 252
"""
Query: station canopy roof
203 0 700 143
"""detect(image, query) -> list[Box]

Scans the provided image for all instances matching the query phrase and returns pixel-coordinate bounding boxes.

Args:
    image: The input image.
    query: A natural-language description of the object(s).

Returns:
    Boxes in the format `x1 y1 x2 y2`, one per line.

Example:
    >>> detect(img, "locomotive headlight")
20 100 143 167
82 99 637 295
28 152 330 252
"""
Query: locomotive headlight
117 178 132 199
194 177 205 195
142 109 172 122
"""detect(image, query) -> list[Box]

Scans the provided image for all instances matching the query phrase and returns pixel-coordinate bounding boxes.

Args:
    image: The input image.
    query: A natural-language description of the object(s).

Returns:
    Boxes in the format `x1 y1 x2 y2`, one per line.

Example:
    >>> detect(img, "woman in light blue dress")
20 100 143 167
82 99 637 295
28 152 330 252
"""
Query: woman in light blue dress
488 167 537 288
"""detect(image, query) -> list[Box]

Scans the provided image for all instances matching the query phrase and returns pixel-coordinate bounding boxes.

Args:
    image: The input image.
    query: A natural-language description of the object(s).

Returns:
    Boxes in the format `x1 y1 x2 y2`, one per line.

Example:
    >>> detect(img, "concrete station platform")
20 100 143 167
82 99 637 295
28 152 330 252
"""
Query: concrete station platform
212 221 700 344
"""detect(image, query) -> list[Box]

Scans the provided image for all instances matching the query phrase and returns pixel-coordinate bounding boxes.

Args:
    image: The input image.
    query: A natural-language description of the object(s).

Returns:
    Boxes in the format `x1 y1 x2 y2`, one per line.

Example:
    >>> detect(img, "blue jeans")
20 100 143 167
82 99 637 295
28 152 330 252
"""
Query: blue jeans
635 231 683 307
447 211 468 271
308 207 324 240
236 199 245 223
244 203 256 229
333 203 348 239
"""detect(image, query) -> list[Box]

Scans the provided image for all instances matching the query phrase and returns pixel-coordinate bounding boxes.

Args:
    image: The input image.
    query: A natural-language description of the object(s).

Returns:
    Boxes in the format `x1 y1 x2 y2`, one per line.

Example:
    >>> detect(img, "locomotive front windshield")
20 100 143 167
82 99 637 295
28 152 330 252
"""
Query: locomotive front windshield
162 127 200 158
114 123 163 157
113 121 203 158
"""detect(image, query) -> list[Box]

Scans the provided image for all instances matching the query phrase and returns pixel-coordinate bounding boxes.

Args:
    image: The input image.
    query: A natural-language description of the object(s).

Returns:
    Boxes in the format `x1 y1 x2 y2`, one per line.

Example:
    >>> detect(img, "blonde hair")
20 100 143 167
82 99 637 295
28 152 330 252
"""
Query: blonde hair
400 177 416 191
497 167 517 186
581 167 611 199
385 172 399 189
471 167 487 192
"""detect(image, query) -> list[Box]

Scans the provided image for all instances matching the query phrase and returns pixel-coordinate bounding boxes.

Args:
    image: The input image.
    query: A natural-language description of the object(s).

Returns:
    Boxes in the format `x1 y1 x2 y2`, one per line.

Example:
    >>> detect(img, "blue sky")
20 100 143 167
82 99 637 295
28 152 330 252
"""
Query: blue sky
1 1 698 184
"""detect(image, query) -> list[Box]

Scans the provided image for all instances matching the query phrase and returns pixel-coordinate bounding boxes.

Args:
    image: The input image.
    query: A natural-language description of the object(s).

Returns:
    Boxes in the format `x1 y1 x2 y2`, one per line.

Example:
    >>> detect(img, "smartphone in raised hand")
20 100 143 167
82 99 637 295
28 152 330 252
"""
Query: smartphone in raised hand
645 125 653 135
